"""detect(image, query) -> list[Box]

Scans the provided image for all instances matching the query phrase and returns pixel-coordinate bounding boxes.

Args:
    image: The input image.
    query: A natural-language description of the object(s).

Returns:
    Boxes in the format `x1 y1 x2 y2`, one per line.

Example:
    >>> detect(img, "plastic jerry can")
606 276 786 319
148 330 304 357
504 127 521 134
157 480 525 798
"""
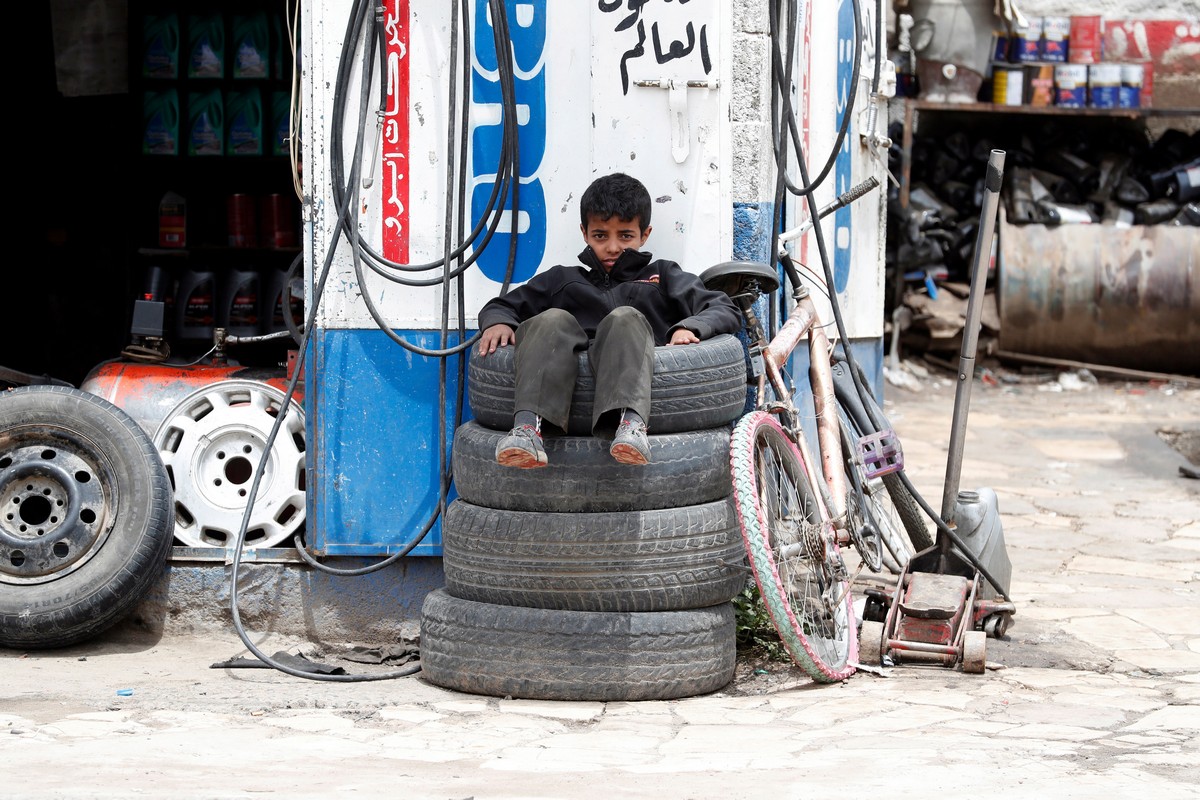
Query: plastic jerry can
221 269 260 337
175 269 217 344
951 488 1012 602
188 13 225 78
143 13 180 79
188 90 224 156
226 88 263 156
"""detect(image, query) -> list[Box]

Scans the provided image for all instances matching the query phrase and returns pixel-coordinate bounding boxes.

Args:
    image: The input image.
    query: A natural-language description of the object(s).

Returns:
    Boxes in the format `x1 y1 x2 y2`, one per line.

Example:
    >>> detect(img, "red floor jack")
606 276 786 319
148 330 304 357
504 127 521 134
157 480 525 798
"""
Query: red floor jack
860 150 1017 673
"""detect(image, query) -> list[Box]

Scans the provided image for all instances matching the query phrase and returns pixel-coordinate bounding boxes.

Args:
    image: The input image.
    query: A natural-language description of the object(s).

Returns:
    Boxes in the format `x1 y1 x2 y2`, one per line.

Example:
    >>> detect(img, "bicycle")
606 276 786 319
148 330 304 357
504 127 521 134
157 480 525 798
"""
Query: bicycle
701 178 931 683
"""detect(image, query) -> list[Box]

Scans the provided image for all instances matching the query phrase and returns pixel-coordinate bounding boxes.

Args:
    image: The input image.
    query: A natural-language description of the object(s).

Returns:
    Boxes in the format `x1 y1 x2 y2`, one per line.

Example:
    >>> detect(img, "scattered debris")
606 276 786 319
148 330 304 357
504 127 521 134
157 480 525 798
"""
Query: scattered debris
210 651 346 675
1037 369 1099 392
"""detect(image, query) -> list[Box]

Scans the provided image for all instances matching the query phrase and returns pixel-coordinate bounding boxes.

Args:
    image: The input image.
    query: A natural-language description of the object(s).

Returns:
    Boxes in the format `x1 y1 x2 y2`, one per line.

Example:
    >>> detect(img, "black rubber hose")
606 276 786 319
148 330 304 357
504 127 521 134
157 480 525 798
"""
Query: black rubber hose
348 0 520 357
227 8 423 680
326 1 513 281
768 0 862 199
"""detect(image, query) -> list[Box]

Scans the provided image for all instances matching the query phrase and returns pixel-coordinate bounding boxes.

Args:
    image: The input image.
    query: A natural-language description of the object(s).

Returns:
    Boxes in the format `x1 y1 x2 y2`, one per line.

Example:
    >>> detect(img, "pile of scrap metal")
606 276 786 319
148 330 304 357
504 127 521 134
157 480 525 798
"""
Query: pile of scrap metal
886 122 1199 379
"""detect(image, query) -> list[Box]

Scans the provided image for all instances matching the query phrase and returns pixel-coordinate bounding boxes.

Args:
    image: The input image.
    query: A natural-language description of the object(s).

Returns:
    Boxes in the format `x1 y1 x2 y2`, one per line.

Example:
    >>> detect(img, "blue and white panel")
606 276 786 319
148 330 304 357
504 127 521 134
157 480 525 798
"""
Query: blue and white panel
302 1 731 554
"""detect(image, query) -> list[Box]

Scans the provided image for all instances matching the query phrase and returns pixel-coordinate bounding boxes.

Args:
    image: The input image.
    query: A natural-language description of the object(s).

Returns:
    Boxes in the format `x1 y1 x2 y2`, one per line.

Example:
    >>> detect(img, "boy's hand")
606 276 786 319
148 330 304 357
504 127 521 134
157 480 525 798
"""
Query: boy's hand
668 329 700 346
478 324 516 356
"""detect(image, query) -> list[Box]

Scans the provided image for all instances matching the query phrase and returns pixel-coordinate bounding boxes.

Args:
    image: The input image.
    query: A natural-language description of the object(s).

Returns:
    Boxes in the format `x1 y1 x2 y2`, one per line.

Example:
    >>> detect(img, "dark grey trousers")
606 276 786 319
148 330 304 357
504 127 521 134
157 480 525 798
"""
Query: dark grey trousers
513 306 654 434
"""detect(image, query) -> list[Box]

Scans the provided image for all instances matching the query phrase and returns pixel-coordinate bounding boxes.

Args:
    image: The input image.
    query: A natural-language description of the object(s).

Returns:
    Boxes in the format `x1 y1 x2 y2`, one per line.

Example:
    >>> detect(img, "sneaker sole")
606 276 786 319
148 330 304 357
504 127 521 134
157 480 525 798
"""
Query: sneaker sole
609 443 650 466
496 447 548 469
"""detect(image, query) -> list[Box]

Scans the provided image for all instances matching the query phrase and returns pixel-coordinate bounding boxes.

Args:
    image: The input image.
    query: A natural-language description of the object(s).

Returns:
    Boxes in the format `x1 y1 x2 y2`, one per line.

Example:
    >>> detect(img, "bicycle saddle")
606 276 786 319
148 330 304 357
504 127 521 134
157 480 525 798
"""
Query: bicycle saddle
700 261 780 297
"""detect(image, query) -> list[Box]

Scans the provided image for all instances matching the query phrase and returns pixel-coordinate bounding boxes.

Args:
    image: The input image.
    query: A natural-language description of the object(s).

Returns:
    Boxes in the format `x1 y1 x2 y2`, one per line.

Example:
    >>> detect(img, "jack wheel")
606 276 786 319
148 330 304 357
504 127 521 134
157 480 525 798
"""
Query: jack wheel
962 630 987 674
858 620 886 667
983 612 1011 638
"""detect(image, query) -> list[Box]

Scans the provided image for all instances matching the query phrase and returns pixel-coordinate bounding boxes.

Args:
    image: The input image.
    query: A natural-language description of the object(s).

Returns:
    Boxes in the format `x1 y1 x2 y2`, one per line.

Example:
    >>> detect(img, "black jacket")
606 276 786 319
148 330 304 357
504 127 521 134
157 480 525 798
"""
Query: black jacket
477 248 742 346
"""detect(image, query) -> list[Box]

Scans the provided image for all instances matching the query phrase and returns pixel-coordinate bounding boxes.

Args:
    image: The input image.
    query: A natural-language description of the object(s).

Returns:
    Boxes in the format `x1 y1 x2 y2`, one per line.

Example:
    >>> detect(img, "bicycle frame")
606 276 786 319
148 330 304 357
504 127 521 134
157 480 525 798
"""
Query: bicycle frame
752 177 883 545
741 283 848 542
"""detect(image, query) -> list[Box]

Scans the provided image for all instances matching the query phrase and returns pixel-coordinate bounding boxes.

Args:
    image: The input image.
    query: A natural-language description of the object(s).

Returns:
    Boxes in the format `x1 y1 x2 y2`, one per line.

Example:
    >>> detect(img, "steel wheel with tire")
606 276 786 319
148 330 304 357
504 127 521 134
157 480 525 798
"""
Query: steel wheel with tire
419 589 736 701
729 411 857 682
468 334 747 435
442 498 747 612
0 386 173 649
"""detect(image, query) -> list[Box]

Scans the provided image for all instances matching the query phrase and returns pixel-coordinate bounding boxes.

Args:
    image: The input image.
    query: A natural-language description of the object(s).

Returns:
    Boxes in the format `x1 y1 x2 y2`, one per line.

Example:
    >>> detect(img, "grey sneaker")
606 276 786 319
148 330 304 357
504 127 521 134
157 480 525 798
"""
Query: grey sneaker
610 418 651 465
495 424 548 468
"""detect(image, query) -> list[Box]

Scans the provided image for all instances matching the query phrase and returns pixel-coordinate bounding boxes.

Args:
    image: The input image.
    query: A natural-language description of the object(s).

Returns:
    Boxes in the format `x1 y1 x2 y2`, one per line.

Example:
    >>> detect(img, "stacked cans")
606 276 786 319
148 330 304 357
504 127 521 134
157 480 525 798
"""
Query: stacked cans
225 192 298 249
992 13 1148 109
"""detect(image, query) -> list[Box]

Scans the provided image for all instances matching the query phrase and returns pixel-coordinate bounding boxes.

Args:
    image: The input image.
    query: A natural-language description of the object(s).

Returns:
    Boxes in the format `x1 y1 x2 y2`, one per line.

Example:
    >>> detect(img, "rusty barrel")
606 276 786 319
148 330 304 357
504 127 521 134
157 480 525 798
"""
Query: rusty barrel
997 215 1199 375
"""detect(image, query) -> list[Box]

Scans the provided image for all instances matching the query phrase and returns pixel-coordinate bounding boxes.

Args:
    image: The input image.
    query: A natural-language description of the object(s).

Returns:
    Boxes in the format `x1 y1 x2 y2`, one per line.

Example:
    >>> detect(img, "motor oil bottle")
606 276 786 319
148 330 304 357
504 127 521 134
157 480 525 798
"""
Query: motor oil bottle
259 193 296 249
271 90 291 157
188 90 224 156
226 88 263 156
158 191 187 248
187 13 225 78
175 269 216 344
232 12 270 79
142 13 180 79
142 90 180 155
134 264 174 341
271 11 287 80
221 269 260 338
263 267 304 335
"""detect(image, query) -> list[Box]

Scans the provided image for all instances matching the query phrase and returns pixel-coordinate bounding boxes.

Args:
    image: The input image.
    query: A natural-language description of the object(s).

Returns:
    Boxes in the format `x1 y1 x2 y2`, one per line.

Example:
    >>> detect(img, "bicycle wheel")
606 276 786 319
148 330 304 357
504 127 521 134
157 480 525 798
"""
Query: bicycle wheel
729 411 856 682
831 362 933 554
837 404 916 573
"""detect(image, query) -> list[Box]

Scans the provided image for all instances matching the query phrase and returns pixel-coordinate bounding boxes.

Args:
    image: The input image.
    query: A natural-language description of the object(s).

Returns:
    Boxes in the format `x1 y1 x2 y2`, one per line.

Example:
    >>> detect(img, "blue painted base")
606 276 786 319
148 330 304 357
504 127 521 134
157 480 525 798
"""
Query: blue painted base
309 328 470 556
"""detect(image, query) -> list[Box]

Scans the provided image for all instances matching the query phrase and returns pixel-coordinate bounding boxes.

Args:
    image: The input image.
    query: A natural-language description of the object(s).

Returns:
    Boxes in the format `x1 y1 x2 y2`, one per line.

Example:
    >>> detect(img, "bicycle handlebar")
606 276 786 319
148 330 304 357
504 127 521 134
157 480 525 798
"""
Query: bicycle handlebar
777 176 881 248
836 176 880 207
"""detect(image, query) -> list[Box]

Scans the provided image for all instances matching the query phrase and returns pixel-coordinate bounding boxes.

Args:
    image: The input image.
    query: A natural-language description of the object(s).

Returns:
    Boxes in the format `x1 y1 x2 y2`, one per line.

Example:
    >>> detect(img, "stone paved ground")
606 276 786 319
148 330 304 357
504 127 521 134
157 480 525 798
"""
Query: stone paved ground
2 370 1198 799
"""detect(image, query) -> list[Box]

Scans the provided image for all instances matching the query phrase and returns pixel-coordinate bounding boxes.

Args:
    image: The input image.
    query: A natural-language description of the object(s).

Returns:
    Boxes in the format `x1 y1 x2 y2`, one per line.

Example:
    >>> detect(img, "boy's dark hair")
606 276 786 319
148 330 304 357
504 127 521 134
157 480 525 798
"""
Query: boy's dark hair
579 173 652 231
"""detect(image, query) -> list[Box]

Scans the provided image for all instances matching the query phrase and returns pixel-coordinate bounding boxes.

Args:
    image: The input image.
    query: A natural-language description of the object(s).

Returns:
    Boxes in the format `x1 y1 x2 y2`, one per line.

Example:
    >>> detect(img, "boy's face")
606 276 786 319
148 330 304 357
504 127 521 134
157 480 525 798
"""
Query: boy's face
581 214 651 272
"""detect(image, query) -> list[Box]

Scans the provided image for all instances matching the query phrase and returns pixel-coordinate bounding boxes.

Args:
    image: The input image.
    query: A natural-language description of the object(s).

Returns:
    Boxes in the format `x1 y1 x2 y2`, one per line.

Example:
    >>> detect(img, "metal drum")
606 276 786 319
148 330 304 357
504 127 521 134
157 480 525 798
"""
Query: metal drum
998 216 1200 374
80 361 298 437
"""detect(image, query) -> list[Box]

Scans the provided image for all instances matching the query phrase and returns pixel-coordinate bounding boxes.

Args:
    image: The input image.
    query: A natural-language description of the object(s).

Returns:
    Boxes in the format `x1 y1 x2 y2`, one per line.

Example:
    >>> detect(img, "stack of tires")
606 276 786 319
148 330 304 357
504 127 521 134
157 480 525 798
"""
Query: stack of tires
419 335 751 701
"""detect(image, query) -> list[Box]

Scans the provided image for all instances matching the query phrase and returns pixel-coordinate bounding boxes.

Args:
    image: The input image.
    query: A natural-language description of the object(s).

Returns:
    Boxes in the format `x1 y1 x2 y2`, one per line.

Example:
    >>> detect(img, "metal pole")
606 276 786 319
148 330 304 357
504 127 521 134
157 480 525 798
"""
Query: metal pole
941 150 1006 526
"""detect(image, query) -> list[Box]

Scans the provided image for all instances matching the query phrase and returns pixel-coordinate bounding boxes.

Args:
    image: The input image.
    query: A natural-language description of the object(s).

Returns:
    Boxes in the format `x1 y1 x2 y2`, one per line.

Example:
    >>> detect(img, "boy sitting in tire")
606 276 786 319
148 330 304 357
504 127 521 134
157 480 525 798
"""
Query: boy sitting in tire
476 172 741 468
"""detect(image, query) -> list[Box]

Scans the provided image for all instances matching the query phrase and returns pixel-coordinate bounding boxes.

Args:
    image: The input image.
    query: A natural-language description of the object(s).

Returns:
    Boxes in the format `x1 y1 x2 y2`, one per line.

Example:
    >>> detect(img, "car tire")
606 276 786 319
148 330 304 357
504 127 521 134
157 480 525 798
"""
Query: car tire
419 589 736 701
441 498 747 612
467 334 747 435
0 387 173 649
451 420 732 512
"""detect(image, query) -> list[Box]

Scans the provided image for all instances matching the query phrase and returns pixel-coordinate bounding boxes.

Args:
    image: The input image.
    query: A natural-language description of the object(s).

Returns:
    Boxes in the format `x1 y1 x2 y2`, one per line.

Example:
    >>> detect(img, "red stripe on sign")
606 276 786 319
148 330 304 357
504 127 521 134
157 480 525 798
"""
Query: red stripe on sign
799 6 813 265
382 0 410 262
